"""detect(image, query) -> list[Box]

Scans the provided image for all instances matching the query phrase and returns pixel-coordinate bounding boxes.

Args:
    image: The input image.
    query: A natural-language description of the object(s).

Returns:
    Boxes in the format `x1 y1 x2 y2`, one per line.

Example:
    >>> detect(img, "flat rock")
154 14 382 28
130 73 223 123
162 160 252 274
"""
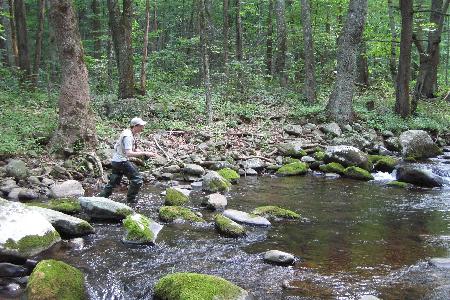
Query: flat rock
50 180 84 198
205 193 227 211
79 196 133 221
223 209 271 226
264 250 295 265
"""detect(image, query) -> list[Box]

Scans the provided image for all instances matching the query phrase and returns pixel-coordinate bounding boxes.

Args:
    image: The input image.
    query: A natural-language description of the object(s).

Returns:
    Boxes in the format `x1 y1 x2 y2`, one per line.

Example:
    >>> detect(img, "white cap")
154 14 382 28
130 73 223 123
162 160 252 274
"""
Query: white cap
130 117 147 127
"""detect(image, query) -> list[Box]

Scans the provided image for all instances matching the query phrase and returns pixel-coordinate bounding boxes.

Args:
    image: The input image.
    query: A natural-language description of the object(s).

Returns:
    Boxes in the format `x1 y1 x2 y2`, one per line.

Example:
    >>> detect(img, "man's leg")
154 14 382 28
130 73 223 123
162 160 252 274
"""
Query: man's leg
123 161 143 203
98 162 123 198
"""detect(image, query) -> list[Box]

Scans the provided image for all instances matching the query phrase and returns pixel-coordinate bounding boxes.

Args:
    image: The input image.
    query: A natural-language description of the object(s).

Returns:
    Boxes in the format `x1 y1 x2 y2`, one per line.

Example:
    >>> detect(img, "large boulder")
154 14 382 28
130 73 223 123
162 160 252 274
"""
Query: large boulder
399 130 441 159
0 198 60 258
324 145 371 170
27 259 86 300
202 171 231 193
396 166 444 187
28 206 94 238
122 213 163 244
154 272 251 300
5 160 29 180
50 180 85 198
78 197 133 221
223 209 271 226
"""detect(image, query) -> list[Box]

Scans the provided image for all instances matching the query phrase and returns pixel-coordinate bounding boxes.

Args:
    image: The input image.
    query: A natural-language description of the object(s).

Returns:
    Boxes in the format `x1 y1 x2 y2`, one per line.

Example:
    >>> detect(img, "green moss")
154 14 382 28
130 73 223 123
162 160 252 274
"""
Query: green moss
27 198 81 214
276 162 308 176
154 272 245 300
282 157 301 164
27 259 86 300
123 214 154 242
343 166 374 181
368 155 398 172
165 188 189 206
5 231 60 256
77 221 94 232
214 214 245 237
217 168 240 182
159 206 205 223
386 180 409 188
319 162 345 174
206 177 232 193
252 206 300 219
405 156 417 162
314 151 326 161
116 208 133 218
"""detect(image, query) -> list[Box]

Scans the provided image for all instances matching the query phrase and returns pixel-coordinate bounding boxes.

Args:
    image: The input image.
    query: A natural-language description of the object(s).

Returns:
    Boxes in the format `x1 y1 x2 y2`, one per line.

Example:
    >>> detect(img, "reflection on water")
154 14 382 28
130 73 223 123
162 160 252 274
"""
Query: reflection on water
34 173 450 299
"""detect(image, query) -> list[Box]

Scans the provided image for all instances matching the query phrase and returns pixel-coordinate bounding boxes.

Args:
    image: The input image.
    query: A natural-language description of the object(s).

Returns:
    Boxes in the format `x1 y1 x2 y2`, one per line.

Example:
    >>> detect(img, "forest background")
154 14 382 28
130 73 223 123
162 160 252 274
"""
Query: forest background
0 0 449 156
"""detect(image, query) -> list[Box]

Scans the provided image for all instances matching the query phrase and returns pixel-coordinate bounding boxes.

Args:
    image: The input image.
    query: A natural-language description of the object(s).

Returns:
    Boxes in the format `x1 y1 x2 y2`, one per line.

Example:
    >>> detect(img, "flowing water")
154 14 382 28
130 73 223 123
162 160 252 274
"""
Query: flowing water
26 158 450 299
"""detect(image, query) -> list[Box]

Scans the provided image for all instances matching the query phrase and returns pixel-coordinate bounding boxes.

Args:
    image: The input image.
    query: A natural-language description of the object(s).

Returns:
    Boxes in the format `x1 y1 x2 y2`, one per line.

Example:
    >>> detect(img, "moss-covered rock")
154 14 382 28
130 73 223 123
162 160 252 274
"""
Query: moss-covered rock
314 151 326 161
343 166 374 181
123 214 154 243
368 155 399 172
217 168 240 182
4 231 61 257
277 142 308 158
252 206 300 220
319 162 345 174
27 259 86 300
214 214 246 237
158 206 205 223
202 171 232 193
165 187 190 206
386 180 409 188
282 157 301 164
276 162 308 176
27 198 81 214
154 272 249 300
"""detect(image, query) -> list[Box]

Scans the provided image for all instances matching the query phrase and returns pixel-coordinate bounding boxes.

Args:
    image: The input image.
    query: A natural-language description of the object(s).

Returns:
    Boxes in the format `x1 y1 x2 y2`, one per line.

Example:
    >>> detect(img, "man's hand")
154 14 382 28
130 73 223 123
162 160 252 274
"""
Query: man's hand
143 151 156 158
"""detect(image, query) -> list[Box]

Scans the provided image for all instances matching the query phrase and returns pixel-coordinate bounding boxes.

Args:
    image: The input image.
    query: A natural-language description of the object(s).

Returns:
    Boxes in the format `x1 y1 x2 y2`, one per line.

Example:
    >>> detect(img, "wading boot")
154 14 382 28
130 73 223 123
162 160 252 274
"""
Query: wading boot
126 181 142 203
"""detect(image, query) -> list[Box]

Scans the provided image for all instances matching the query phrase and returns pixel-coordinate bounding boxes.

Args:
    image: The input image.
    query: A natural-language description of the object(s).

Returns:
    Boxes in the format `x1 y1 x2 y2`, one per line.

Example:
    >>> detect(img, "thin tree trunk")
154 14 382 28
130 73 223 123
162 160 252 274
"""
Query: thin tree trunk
8 0 19 66
446 14 449 85
107 0 135 99
301 0 316 102
48 0 98 152
356 41 369 86
153 0 158 51
91 0 101 58
235 0 243 61
0 0 13 66
223 0 229 77
14 0 31 79
395 0 413 118
326 0 368 124
388 0 397 82
32 0 45 86
140 0 151 95
46 0 57 82
265 0 274 76
200 0 212 123
274 0 287 86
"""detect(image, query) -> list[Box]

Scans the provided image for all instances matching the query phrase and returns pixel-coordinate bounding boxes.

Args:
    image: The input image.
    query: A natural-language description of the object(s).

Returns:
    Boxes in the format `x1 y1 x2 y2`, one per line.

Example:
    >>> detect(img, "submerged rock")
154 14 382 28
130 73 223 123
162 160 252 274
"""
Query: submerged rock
27 259 86 300
122 213 163 244
223 209 271 226
396 166 444 187
252 206 300 220
79 197 133 221
0 198 61 258
263 250 295 265
214 214 246 237
154 272 250 300
399 130 441 159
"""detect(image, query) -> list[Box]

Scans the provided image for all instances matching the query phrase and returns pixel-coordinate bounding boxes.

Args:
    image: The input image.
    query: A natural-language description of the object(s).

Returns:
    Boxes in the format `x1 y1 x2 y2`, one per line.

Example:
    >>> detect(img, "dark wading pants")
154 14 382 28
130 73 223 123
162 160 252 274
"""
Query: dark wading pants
98 161 143 203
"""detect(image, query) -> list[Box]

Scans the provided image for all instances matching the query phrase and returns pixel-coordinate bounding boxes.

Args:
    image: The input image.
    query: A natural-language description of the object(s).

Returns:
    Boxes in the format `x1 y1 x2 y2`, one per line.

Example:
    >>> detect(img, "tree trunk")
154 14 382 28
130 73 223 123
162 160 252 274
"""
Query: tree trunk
200 0 212 123
235 0 243 61
412 0 449 108
48 0 98 153
140 0 151 95
387 0 397 82
356 41 369 86
265 0 274 76
46 0 57 82
153 0 158 51
91 0 101 58
107 0 135 99
223 0 229 77
274 0 287 86
300 0 316 102
326 0 368 124
32 0 45 86
8 0 19 66
14 0 31 79
0 0 13 66
395 0 413 118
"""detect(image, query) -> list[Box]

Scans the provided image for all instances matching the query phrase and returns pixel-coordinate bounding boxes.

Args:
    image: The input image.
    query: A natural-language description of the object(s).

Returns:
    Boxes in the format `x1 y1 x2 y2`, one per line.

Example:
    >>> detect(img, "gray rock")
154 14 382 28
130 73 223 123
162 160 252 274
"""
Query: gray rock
0 198 60 258
27 176 41 186
41 178 55 187
244 168 258 176
242 158 265 170
18 189 39 201
276 140 307 158
263 250 295 265
205 193 227 211
202 171 231 193
190 181 203 189
385 137 401 152
382 130 394 138
1 179 18 195
301 156 316 163
79 196 133 221
342 124 353 132
0 263 28 277
324 145 371 170
7 187 22 201
29 206 94 237
283 124 303 136
223 209 271 226
321 122 342 137
399 130 441 159
325 173 341 179
162 165 181 173
122 213 163 245
396 166 444 187
359 296 381 300
331 133 371 150
430 258 450 268
208 161 236 171
182 164 205 176
5 160 29 180
50 180 85 198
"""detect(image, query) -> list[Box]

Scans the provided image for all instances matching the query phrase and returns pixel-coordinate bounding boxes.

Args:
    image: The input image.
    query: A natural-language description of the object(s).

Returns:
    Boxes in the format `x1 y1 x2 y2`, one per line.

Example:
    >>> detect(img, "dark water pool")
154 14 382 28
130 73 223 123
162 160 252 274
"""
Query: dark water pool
29 166 450 300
